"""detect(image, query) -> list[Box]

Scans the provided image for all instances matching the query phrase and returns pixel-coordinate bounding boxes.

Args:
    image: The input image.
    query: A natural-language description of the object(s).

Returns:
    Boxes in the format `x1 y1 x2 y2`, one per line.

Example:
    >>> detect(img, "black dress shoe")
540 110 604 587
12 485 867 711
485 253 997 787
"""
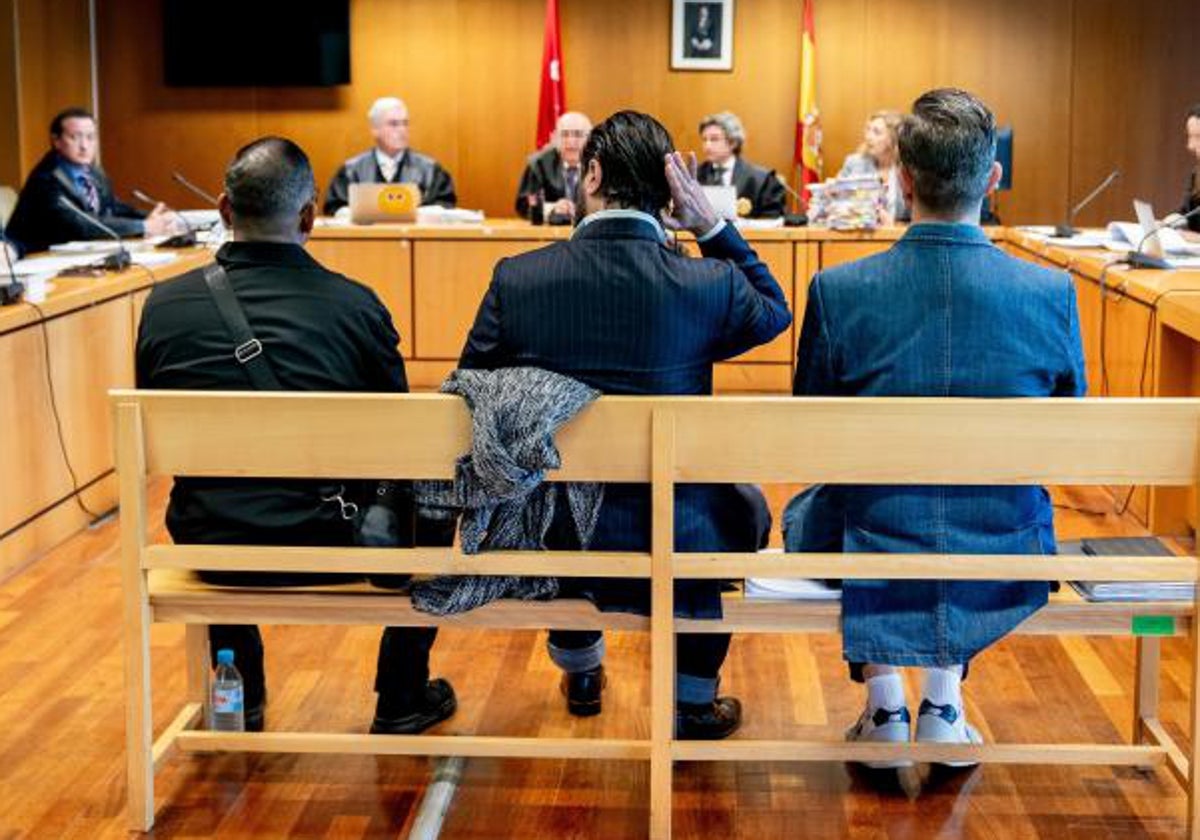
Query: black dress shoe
561 666 605 717
675 696 743 740
370 678 457 735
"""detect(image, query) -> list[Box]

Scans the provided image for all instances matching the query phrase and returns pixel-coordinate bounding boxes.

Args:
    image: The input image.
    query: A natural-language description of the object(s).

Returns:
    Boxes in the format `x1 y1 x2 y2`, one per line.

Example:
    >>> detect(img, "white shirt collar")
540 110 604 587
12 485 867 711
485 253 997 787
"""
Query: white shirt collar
572 208 667 242
375 148 405 170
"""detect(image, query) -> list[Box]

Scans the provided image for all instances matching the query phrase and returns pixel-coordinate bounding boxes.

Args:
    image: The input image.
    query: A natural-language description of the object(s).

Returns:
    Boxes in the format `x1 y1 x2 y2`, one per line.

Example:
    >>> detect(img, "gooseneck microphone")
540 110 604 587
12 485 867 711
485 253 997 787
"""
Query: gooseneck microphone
132 188 197 247
1055 169 1121 238
171 171 219 206
56 196 133 270
774 173 809 227
0 222 24 305
1125 205 1200 270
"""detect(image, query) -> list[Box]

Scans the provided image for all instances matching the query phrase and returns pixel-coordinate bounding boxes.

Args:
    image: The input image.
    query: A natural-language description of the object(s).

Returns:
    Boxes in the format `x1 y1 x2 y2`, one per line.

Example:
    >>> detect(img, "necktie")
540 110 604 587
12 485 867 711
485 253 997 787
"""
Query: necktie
78 170 100 212
564 166 579 201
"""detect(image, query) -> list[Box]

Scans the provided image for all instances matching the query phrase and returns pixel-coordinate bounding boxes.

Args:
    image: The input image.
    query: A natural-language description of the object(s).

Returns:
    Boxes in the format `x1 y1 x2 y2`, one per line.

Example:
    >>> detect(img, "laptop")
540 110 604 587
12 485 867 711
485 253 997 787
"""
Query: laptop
348 182 422 224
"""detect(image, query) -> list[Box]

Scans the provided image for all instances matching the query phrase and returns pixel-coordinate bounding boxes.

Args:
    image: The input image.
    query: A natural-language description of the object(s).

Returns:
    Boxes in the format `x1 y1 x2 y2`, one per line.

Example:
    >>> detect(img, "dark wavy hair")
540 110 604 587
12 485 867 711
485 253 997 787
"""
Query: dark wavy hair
580 111 675 216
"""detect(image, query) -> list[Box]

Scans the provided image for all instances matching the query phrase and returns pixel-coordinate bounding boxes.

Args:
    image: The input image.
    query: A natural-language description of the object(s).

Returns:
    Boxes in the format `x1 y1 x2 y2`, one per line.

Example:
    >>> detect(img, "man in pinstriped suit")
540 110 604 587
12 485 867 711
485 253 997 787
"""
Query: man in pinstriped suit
459 111 791 739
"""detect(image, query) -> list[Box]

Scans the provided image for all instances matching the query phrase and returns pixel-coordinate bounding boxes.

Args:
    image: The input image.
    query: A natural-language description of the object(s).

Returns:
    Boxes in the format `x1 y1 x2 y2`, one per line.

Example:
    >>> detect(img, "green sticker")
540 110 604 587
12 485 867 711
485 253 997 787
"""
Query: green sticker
1132 615 1176 636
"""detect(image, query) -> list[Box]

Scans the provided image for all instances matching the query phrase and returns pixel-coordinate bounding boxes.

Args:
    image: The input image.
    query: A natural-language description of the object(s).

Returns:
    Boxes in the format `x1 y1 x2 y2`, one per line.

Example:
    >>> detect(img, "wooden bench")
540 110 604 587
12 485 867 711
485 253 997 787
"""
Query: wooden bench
111 390 1200 838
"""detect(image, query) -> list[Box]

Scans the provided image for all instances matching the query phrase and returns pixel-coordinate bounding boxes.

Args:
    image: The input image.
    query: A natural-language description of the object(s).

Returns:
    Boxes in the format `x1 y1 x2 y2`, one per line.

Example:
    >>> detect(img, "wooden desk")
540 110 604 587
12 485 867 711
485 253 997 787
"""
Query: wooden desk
1005 230 1200 531
306 220 928 392
0 250 211 580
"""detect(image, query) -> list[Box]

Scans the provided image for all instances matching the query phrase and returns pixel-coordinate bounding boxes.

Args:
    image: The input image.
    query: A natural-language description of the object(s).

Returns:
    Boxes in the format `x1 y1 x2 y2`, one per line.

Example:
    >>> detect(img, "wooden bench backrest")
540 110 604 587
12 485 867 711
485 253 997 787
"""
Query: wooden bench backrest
109 391 1200 582
112 391 1200 485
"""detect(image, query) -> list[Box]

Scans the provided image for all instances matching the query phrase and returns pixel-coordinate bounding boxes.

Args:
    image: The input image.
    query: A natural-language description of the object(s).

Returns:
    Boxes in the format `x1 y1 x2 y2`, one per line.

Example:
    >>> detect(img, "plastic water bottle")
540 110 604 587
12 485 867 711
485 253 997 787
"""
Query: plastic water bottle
211 648 245 732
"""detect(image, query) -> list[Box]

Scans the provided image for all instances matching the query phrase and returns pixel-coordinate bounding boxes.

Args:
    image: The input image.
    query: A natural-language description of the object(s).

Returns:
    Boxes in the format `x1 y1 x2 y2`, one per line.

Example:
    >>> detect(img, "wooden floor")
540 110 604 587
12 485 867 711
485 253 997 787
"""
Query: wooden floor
0 481 1192 839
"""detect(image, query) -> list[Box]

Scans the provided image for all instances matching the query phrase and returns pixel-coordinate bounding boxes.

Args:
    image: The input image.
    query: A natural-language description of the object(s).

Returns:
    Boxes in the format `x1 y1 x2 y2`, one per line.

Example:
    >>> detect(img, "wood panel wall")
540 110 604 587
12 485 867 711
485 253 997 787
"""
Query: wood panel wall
12 0 92 178
17 0 1195 225
0 0 21 188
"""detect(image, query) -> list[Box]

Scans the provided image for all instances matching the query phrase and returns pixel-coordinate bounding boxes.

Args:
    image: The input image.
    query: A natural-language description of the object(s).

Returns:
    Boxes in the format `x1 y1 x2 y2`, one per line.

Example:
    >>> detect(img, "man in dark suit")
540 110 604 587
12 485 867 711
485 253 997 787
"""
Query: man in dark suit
696 111 787 219
7 107 177 253
460 111 792 738
513 111 592 221
137 136 455 736
323 96 456 215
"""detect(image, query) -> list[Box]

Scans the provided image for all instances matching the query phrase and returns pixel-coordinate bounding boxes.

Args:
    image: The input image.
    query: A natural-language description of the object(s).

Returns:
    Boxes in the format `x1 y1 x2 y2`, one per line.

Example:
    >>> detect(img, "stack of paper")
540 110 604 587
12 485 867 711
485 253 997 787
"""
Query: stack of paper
416 206 485 225
1070 581 1193 602
806 175 881 231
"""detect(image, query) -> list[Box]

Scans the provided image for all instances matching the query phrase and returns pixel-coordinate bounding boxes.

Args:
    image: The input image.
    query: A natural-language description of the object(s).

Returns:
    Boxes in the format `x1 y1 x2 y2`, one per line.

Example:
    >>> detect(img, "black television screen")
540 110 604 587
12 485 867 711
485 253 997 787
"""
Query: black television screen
163 1 350 87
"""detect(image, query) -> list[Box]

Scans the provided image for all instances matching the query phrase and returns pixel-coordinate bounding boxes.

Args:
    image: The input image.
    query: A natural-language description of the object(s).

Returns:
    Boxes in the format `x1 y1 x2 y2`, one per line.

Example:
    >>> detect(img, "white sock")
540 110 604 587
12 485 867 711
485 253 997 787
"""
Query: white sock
921 665 964 709
865 672 907 712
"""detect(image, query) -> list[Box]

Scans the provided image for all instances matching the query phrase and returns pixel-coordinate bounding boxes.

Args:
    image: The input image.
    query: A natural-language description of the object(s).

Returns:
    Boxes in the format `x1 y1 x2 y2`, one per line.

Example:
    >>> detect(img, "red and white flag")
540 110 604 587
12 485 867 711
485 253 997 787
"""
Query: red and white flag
536 0 566 149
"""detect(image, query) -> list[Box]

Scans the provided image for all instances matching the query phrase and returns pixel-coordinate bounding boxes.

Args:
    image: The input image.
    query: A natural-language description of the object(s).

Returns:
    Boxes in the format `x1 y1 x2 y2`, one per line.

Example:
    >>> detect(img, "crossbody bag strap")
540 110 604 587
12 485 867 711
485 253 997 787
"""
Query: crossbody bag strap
201 262 282 391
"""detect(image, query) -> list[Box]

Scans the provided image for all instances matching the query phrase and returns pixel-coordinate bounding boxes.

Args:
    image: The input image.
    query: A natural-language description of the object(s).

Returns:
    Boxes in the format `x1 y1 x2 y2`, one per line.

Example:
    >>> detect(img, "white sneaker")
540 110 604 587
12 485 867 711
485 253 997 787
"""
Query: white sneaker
915 700 983 767
845 705 912 769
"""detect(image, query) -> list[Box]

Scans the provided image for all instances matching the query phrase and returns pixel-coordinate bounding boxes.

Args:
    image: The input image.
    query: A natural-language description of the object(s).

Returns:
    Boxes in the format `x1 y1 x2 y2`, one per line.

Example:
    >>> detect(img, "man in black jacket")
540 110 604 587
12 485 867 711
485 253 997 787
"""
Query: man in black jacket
7 107 177 253
696 111 787 219
323 97 456 215
513 111 592 221
137 136 455 735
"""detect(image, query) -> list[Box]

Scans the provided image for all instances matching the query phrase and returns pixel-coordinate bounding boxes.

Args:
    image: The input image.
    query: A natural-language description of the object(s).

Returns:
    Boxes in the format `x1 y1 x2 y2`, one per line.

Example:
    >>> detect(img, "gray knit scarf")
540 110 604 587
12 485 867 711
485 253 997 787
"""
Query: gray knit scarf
411 367 604 615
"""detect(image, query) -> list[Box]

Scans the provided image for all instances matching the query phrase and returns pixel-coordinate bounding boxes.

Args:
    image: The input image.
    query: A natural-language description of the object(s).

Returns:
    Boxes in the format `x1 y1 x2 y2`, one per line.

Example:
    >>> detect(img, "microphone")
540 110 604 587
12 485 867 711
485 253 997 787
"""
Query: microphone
0 222 24 305
774 173 809 227
171 171 219 206
1055 169 1120 238
1125 205 1200 270
132 188 197 247
56 196 132 270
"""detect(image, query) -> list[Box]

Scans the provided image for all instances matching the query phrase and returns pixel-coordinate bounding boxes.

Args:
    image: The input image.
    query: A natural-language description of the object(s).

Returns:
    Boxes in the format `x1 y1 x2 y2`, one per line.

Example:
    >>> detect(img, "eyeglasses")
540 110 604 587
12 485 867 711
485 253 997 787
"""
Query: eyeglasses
559 130 589 139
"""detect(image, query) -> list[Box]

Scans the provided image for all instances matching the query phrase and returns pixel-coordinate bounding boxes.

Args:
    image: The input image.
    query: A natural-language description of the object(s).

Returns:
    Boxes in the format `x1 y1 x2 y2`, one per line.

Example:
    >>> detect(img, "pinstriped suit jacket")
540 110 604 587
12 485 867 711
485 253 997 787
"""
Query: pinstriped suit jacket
458 214 791 616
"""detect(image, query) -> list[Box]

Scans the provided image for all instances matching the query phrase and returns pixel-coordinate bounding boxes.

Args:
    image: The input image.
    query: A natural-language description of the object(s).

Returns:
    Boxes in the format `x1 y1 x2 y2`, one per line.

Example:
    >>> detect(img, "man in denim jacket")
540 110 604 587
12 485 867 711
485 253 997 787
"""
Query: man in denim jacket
785 88 1086 766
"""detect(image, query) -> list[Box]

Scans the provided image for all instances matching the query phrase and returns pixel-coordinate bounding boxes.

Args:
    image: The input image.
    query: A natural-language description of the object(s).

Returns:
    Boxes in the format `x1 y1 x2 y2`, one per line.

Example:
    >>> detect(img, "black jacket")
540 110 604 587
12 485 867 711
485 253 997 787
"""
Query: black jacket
323 148 456 215
696 157 788 219
513 146 575 217
136 241 408 556
7 151 146 253
1182 172 1200 233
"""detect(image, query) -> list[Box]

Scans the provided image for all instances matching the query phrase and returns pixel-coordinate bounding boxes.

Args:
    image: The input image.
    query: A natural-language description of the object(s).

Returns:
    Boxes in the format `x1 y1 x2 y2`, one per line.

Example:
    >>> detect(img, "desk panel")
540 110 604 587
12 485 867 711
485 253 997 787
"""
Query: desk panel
307 239 414 357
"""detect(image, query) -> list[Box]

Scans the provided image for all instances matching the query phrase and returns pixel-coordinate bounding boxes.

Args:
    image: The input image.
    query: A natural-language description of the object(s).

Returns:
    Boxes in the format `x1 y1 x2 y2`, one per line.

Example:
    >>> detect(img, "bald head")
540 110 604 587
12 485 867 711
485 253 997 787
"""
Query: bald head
554 112 592 165
219 137 317 242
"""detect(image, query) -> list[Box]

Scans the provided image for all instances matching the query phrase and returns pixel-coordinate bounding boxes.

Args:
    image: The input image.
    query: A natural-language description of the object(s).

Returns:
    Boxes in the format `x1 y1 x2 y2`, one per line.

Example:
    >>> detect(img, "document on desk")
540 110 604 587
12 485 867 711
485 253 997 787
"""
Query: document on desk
10 254 101 275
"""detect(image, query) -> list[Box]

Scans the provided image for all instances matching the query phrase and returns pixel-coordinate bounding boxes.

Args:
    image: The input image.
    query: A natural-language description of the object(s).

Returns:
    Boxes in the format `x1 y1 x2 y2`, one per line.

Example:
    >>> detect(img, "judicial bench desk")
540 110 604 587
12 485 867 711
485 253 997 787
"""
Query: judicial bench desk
5 221 1200 579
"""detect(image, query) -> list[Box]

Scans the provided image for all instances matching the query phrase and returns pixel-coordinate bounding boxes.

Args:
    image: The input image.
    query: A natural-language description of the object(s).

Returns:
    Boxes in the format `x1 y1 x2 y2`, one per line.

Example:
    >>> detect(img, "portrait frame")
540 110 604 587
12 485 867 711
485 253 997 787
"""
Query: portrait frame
671 0 734 71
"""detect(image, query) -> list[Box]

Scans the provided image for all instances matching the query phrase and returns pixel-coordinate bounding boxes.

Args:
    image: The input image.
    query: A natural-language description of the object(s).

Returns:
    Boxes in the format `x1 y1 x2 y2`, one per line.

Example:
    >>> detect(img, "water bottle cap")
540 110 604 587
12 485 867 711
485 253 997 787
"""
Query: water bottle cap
216 649 235 665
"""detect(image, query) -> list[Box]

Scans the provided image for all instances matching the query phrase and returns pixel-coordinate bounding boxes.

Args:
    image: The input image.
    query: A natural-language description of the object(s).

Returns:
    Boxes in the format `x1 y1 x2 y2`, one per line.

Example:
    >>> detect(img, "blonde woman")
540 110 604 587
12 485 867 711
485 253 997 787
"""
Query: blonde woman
839 110 908 225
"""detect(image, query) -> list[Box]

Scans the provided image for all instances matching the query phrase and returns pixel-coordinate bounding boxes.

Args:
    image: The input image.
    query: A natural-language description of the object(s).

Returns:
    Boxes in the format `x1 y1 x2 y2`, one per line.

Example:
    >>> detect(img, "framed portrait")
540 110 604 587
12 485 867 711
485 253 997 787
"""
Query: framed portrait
671 0 734 71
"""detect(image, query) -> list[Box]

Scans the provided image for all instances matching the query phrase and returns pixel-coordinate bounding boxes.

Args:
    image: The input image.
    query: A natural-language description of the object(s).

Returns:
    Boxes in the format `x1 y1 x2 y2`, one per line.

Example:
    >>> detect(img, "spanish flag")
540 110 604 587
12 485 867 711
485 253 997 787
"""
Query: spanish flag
536 0 566 149
794 0 822 200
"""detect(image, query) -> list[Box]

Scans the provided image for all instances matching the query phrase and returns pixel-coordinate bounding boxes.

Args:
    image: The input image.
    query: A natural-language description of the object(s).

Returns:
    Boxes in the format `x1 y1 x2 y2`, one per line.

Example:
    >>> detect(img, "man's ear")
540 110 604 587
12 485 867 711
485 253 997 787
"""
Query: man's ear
986 161 1003 194
898 166 915 205
583 158 603 197
298 199 316 236
217 193 234 230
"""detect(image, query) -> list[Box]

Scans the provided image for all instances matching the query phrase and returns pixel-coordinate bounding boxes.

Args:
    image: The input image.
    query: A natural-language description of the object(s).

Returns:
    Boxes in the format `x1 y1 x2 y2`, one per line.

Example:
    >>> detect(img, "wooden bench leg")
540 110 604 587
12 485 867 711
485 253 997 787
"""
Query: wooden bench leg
122 583 155 831
1189 588 1200 838
1135 636 1160 744
186 624 211 727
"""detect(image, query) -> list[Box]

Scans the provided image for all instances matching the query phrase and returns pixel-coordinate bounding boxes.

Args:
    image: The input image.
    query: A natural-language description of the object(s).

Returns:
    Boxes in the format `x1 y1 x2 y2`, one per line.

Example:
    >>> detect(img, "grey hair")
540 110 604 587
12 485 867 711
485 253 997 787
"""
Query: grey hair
698 111 745 154
898 88 997 215
368 96 407 126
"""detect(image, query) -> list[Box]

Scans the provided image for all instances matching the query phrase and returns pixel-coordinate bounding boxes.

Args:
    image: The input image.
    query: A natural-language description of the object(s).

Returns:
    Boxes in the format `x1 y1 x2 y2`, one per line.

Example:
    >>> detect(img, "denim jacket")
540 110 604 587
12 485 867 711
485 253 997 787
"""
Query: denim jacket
788 222 1086 666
